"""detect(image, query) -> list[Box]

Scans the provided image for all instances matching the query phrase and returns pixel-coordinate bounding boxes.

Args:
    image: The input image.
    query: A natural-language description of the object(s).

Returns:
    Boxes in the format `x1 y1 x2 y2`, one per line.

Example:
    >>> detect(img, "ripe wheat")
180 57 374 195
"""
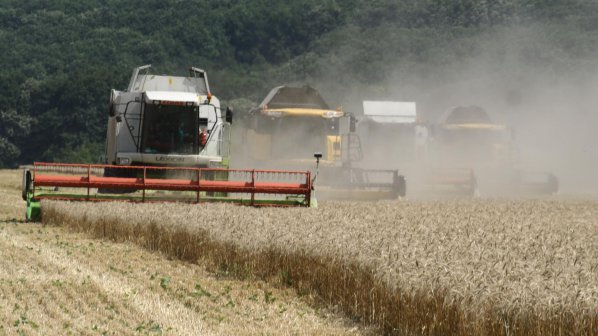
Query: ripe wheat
43 200 598 335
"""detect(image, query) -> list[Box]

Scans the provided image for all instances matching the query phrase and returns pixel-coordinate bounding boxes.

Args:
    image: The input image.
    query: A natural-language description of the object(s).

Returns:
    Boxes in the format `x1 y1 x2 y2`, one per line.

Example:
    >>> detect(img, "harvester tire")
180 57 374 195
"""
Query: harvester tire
398 175 407 198
548 174 559 194
21 169 32 201
470 173 480 198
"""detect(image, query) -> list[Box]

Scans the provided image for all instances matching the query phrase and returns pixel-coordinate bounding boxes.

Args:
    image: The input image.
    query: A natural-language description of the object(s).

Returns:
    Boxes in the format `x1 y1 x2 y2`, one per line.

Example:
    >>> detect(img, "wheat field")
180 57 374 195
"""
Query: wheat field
1 170 372 335
42 199 598 335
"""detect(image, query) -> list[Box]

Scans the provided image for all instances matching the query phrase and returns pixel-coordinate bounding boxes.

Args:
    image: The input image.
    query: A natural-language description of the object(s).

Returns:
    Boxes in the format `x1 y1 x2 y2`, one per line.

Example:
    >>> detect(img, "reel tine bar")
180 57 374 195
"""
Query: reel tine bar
30 162 311 207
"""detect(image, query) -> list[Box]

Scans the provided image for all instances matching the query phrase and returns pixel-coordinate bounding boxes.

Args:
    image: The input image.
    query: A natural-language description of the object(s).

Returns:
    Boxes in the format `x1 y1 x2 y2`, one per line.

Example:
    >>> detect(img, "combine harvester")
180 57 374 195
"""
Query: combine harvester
358 103 557 197
22 66 313 221
242 86 406 200
430 105 558 196
358 100 477 197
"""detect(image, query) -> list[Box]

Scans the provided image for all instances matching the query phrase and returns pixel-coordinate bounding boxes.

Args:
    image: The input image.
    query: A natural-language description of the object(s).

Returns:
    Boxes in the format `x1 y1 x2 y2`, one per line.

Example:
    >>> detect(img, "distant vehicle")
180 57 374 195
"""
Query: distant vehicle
244 86 406 200
431 105 558 196
358 103 558 197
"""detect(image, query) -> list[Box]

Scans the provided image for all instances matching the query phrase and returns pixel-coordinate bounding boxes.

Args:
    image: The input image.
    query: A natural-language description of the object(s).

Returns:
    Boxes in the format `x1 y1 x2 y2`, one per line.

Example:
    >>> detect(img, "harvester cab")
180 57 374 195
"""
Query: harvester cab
359 101 419 166
104 65 231 171
244 86 406 200
434 106 514 166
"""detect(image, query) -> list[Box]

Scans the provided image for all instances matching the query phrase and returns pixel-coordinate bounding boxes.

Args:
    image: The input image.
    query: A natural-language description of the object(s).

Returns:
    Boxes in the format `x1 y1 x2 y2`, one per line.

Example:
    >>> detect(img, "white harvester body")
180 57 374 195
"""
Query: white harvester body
104 65 232 169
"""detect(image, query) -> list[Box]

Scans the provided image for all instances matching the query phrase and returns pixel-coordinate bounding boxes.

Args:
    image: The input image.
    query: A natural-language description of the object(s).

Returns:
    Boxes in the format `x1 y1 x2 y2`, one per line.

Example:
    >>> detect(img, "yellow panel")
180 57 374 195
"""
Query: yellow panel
443 123 506 130
263 108 344 117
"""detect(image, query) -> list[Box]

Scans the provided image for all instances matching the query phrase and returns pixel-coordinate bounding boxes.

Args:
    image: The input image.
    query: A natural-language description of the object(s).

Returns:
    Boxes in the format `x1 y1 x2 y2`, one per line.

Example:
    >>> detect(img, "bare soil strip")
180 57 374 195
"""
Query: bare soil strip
0 221 370 335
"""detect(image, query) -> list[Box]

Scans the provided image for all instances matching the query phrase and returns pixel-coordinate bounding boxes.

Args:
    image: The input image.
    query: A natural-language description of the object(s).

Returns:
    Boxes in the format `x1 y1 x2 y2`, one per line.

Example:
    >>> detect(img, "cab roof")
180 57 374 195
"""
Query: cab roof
259 86 330 110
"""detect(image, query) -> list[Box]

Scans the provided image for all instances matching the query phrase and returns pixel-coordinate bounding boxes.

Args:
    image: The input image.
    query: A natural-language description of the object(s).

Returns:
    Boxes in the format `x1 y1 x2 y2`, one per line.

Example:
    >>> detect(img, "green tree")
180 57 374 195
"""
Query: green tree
0 109 33 167
0 0 596 166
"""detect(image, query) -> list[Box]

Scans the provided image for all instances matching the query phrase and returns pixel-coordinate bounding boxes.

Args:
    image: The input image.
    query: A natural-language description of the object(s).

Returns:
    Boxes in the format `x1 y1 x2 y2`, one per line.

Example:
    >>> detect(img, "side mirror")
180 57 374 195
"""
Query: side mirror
225 107 233 124
350 115 356 133
108 103 115 117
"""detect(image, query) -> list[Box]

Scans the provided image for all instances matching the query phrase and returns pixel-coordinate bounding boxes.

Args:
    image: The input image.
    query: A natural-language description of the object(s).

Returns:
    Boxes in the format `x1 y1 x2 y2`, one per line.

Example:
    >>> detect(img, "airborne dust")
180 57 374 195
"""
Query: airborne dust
233 24 598 197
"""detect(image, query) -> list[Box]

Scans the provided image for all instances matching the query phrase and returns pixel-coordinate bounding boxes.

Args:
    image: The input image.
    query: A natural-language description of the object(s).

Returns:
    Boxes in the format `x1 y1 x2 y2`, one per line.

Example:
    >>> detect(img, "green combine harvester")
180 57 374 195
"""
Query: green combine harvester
22 66 315 221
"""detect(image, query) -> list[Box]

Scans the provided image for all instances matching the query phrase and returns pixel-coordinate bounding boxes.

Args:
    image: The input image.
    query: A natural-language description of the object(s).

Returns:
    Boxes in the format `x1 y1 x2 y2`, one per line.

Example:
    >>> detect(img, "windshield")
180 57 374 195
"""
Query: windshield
140 103 199 154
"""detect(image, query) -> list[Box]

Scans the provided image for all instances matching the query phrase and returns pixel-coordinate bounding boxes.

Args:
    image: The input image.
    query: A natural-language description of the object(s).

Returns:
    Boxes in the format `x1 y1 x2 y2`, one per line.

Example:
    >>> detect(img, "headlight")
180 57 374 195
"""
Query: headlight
117 157 130 165
322 110 343 118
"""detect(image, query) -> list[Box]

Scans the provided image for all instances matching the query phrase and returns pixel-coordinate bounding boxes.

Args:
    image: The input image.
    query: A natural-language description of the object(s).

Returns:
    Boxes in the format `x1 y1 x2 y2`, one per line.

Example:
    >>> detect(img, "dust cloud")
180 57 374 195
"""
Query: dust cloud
232 24 598 197
320 24 598 197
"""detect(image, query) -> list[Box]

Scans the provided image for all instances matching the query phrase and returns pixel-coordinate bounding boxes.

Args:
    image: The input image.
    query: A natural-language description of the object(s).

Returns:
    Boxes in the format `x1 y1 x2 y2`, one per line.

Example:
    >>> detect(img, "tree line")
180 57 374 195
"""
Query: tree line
0 0 596 166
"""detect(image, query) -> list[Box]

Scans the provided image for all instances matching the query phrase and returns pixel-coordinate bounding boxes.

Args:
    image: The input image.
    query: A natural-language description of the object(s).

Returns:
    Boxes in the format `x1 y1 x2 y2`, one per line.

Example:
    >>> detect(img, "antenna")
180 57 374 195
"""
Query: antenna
312 152 322 192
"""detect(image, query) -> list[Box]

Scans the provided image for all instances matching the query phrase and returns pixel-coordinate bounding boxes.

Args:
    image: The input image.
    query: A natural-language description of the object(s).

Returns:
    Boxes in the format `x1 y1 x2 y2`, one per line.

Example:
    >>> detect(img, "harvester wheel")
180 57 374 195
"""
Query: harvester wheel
548 174 559 194
398 175 407 198
21 169 32 201
470 173 480 198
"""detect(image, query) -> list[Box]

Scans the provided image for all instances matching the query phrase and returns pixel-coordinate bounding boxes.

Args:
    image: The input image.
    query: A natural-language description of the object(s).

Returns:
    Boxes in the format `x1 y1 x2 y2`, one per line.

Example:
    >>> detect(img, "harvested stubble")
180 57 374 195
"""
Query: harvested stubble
43 200 598 335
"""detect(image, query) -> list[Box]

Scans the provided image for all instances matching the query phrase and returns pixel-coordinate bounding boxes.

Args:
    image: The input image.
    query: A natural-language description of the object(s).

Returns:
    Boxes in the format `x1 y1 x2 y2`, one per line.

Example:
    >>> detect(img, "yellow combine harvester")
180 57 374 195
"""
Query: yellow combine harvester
428 105 558 196
359 103 557 197
242 86 406 200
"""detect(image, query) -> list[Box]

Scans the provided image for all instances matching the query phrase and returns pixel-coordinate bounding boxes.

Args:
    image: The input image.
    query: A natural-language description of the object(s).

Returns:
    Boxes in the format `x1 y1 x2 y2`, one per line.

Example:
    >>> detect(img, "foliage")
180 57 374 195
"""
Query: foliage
0 0 596 166
0 109 33 167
